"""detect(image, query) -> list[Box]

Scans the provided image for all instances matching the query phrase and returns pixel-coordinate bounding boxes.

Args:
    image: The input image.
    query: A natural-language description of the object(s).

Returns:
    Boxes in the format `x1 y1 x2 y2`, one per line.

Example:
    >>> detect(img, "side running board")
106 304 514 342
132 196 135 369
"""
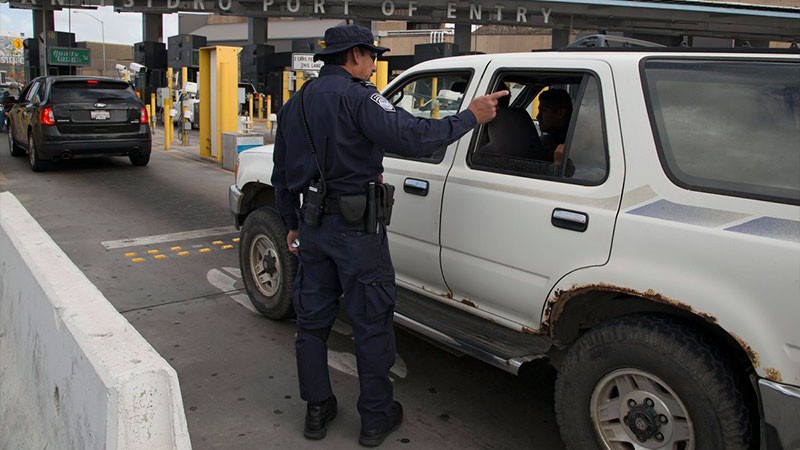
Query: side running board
393 287 552 375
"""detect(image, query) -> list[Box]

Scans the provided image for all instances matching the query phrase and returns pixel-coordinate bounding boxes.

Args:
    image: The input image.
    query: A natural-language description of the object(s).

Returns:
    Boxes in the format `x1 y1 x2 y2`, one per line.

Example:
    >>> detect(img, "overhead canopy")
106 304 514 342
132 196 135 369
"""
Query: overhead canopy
7 0 800 41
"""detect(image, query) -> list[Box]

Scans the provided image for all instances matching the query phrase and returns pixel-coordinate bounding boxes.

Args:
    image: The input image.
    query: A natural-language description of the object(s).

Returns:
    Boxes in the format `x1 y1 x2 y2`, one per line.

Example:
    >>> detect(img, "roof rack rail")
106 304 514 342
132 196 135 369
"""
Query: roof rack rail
566 34 665 49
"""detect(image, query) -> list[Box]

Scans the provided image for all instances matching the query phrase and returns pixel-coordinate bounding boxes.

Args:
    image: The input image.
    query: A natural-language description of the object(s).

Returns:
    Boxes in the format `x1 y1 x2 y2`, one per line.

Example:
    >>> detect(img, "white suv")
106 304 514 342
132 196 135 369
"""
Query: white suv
230 49 800 450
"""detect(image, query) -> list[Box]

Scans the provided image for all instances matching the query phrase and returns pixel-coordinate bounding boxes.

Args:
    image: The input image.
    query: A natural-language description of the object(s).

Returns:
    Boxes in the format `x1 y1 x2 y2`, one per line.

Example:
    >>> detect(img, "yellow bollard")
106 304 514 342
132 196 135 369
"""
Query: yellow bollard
150 93 156 130
376 61 389 91
282 71 290 106
258 94 263 120
145 105 151 130
432 77 439 119
266 95 272 131
248 93 253 122
163 98 170 151
295 71 305 91
181 66 188 89
167 67 174 143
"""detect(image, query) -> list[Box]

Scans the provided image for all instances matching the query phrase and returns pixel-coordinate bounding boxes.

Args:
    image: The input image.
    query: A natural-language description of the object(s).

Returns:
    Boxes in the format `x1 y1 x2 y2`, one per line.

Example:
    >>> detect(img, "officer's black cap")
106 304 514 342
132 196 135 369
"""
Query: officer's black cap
313 25 390 61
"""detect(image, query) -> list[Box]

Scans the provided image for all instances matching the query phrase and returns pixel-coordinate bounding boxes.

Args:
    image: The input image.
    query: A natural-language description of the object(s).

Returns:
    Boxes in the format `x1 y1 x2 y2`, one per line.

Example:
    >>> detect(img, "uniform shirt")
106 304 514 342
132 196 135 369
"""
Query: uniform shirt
272 65 478 230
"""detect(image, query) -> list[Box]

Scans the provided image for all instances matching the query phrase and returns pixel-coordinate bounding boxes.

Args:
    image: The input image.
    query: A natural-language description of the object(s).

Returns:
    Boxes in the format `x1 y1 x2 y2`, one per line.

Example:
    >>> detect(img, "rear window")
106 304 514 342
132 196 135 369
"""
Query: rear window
642 59 800 204
51 81 139 104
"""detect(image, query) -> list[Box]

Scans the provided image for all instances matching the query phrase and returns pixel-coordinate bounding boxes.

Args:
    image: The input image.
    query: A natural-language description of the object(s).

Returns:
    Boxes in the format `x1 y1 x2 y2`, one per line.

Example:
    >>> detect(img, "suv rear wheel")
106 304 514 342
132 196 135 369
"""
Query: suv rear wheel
555 314 754 450
129 152 150 166
239 206 296 320
28 133 49 172
7 126 25 156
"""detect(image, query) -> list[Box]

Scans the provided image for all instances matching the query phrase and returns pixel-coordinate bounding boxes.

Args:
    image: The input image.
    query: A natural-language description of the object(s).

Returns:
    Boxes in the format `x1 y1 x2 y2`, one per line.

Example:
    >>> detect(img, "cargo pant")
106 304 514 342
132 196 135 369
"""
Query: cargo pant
293 212 397 430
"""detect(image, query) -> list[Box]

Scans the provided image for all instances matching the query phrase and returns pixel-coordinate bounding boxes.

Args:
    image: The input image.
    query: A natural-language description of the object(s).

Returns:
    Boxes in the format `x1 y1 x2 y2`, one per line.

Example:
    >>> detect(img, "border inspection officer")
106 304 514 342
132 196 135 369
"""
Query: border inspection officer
272 24 509 447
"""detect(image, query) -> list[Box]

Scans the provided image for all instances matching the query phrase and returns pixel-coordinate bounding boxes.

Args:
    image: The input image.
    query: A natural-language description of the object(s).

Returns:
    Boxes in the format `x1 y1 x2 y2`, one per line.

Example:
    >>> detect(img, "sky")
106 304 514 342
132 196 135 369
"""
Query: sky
0 3 180 45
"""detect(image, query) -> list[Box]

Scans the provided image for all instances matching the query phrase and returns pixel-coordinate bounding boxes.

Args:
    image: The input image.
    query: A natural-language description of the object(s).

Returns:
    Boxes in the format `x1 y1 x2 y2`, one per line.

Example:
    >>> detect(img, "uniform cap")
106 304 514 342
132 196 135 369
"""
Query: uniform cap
313 25 390 61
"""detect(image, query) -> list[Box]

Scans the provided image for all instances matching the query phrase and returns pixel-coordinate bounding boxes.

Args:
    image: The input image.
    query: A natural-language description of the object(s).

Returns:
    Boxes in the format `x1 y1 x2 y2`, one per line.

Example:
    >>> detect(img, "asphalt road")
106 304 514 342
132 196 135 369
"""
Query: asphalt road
0 135 566 450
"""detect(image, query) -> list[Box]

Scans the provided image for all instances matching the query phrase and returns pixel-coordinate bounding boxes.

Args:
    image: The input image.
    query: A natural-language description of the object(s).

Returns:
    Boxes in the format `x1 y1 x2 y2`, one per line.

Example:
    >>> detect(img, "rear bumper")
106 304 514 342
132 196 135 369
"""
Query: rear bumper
38 126 151 159
760 379 800 450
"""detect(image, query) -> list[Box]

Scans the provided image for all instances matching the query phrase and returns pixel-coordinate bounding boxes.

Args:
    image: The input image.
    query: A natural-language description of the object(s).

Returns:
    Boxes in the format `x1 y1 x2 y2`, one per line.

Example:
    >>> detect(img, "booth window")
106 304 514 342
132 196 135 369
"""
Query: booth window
469 71 609 185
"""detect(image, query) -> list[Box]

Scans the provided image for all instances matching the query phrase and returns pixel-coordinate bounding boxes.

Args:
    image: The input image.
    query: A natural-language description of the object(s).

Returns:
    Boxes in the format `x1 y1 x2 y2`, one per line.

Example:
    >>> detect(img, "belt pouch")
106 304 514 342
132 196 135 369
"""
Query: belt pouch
338 194 367 225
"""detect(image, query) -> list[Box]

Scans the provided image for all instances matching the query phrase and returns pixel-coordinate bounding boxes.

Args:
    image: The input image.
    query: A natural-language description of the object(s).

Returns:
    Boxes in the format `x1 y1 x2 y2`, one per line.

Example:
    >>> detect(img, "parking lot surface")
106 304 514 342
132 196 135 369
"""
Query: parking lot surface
0 134 566 450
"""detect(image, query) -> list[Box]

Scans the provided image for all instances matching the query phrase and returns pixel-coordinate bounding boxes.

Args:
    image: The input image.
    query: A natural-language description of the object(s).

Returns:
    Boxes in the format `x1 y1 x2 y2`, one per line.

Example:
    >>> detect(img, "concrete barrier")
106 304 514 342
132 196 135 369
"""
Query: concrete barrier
0 192 191 449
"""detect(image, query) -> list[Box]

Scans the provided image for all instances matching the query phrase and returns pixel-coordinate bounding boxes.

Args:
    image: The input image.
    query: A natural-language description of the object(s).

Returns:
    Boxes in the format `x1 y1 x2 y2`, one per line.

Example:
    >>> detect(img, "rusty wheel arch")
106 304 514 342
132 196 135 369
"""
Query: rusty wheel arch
542 284 758 375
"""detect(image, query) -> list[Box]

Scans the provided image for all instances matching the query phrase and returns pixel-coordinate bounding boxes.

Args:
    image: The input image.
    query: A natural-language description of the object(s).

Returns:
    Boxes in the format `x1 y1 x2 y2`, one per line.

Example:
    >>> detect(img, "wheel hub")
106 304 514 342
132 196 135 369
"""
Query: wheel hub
262 252 277 276
623 401 661 442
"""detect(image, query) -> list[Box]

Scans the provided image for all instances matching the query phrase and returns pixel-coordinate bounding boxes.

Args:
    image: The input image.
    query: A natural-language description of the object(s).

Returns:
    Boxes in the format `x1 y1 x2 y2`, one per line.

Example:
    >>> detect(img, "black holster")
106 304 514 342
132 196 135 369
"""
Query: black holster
365 182 395 234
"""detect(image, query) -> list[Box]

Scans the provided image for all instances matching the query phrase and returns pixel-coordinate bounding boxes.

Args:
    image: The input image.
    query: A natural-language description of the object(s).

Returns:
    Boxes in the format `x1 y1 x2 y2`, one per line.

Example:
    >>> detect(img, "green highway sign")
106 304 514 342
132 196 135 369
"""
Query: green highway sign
48 47 91 66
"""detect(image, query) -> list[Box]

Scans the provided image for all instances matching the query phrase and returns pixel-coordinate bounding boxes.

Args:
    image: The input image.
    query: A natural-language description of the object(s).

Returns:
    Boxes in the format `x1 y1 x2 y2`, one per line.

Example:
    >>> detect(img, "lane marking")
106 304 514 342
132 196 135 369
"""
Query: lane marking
232 238 240 243
199 248 211 253
132 258 144 262
231 293 259 314
101 226 237 250
148 249 160 254
221 245 234 250
212 240 224 245
125 252 136 257
154 254 167 260
178 251 190 256
171 246 182 251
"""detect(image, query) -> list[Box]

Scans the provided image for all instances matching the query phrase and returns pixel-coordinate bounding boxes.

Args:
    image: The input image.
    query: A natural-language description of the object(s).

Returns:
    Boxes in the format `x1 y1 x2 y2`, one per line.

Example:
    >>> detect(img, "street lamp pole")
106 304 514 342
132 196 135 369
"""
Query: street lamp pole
75 11 105 77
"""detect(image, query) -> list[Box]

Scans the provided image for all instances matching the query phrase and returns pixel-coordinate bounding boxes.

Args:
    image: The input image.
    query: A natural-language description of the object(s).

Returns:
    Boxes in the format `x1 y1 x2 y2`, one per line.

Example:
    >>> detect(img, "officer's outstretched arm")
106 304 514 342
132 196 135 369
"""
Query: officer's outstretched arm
356 90 478 158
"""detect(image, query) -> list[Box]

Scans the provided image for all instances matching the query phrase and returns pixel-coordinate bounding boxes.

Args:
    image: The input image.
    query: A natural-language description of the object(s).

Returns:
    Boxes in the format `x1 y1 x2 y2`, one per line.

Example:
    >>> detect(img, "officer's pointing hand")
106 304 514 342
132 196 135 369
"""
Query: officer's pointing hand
468 90 510 124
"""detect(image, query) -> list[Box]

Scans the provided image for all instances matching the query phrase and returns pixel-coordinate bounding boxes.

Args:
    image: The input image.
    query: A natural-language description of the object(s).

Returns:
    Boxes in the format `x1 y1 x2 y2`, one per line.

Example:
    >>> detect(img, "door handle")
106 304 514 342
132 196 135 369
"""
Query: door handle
552 208 589 232
404 178 429 196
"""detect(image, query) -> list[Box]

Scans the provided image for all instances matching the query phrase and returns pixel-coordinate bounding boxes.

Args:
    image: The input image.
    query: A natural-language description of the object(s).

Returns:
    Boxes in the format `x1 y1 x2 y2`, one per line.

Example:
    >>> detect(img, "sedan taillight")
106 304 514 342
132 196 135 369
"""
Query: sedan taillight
40 107 55 126
140 107 148 124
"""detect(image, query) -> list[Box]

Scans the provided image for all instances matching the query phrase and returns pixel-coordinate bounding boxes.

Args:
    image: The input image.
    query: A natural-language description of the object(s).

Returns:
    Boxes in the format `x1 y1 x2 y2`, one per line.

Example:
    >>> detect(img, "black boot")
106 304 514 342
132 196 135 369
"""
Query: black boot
304 395 337 440
358 401 403 447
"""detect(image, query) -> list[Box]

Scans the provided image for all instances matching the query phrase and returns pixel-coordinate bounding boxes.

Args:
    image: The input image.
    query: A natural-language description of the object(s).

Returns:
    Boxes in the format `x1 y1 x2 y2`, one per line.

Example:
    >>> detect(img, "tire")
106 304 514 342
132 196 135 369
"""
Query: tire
7 125 25 156
28 133 49 172
239 206 296 320
130 152 150 166
555 314 754 450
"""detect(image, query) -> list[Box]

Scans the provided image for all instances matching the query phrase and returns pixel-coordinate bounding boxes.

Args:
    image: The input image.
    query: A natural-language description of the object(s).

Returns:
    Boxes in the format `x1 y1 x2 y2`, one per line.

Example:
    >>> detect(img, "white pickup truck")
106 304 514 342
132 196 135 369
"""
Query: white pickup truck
230 49 800 450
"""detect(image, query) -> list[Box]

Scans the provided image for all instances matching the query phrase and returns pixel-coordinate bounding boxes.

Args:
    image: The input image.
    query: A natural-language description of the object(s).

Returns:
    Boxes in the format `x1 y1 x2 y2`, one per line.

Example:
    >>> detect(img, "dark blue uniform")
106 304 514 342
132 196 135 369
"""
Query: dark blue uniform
272 64 477 430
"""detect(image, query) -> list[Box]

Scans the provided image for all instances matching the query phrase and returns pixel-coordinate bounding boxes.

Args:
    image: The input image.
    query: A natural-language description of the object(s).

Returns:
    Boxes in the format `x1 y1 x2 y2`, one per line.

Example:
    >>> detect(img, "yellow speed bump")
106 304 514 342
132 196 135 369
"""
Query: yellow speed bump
221 245 234 250
147 249 160 254
199 248 211 253
132 258 145 262
212 240 224 245
125 252 137 257
171 246 182 251
178 251 190 256
154 254 167 260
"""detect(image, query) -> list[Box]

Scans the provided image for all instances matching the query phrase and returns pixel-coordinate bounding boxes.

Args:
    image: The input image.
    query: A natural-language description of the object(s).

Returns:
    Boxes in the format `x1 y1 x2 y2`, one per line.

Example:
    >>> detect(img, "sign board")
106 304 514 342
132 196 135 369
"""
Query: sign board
292 53 324 72
0 35 25 65
48 47 91 66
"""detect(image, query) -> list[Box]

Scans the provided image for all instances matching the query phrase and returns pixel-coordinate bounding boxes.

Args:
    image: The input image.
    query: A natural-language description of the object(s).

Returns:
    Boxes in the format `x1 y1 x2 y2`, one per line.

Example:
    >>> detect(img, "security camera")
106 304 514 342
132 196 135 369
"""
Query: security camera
115 64 126 71
129 62 146 73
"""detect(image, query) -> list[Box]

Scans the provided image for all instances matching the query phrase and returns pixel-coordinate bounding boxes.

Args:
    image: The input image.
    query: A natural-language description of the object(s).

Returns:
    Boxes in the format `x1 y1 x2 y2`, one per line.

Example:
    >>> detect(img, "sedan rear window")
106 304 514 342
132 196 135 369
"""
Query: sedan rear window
51 81 140 104
642 59 800 204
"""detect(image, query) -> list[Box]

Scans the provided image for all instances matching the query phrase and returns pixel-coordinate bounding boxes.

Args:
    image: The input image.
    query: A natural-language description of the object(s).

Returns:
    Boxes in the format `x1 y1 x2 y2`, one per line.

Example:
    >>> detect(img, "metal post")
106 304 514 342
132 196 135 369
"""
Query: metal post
258 94 263 120
150 93 156 129
248 93 253 125
432 77 439 119
282 71 290 105
266 95 272 131
166 67 173 143
182 105 189 146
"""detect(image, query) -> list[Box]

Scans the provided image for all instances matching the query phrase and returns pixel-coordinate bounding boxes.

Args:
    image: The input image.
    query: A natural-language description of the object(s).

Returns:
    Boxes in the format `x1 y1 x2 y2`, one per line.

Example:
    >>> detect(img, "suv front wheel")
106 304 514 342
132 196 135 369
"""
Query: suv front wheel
239 206 296 320
555 314 754 450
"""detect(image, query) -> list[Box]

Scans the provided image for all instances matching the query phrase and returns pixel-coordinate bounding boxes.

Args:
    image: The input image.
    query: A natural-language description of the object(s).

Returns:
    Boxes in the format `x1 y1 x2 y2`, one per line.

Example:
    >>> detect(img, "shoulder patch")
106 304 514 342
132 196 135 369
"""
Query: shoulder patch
370 93 396 112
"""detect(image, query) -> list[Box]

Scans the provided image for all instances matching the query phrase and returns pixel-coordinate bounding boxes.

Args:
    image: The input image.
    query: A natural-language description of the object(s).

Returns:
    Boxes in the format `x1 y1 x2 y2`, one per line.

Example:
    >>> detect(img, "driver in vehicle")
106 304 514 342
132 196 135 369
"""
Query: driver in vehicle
536 89 573 162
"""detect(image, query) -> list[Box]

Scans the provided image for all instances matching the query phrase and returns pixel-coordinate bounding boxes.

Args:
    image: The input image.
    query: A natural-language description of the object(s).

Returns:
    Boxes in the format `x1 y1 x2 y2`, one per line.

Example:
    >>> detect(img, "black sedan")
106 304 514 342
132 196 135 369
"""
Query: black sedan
6 76 152 171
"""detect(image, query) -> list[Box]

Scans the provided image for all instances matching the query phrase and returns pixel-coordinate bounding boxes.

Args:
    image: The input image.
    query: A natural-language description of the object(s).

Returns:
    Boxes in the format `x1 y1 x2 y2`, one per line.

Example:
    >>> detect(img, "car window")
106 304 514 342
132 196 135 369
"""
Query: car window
24 81 40 103
469 71 608 186
383 71 472 164
51 81 139 104
643 59 800 204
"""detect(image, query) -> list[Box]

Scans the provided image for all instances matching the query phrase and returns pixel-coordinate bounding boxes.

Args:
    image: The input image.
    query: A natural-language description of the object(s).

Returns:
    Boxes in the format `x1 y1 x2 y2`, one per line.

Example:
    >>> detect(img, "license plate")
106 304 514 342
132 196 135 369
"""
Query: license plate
91 110 110 120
